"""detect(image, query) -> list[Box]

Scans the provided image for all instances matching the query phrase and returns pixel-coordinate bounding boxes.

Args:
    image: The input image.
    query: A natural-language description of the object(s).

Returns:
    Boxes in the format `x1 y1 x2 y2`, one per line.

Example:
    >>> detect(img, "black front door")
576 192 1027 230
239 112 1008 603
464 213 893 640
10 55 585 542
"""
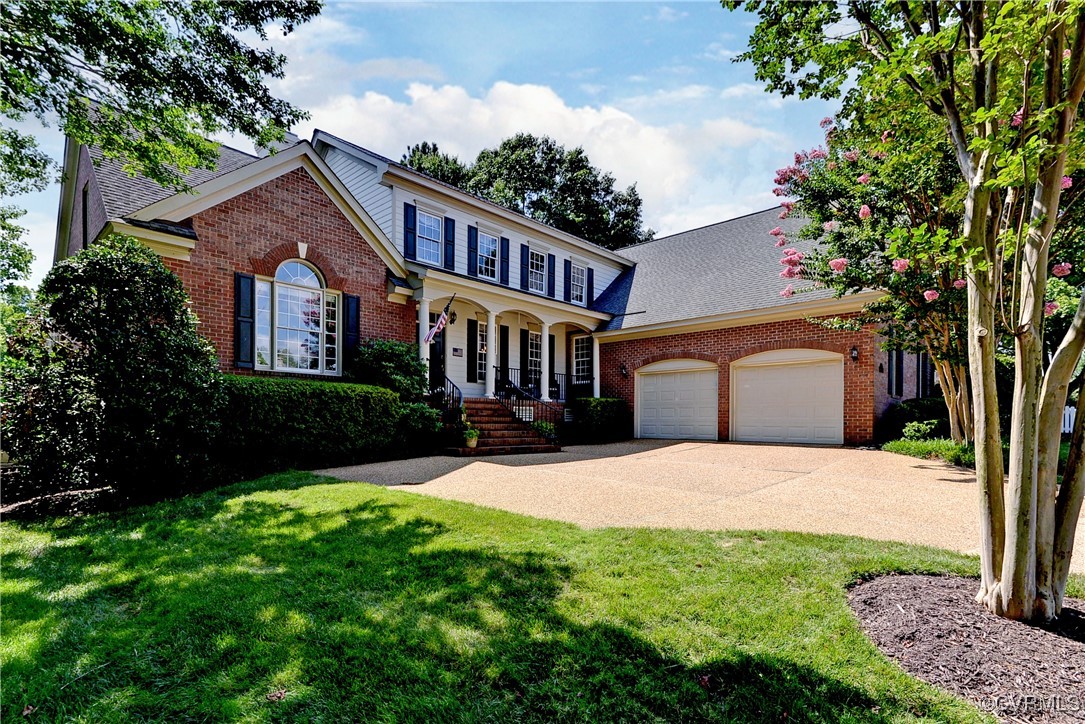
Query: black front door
428 313 446 391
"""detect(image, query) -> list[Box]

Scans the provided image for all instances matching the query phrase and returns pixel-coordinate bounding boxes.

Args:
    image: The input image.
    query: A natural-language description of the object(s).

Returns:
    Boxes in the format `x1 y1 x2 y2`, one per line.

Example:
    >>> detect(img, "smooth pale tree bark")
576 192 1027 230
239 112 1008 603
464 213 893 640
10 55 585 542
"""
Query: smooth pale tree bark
1054 363 1085 609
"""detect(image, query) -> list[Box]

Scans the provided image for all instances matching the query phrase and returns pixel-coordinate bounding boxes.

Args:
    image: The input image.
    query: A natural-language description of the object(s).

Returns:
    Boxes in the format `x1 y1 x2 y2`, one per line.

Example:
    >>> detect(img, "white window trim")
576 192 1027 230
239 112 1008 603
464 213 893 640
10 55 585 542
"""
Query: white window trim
573 334 592 384
477 322 488 382
569 262 586 305
477 230 499 281
255 270 342 377
416 208 443 266
528 248 546 293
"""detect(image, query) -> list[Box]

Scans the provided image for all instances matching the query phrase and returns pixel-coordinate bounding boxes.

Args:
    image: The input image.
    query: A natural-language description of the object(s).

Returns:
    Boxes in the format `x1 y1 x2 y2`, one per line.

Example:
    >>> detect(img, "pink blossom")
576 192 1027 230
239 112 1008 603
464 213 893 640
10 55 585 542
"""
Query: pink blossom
780 284 795 298
1062 176 1073 190
826 161 837 170
953 279 967 289
819 116 834 129
1053 262 1073 277
1045 301 1060 317
780 201 795 212
1012 108 1024 127
773 186 788 196
923 290 940 302
829 257 849 273
809 148 828 160
1065 49 1072 61
858 204 872 220
843 150 860 162
774 238 787 247
778 209 790 219
871 150 887 160
769 226 784 236
794 151 808 165
823 220 840 232
779 266 803 279
857 173 871 185
892 258 910 273
881 130 892 143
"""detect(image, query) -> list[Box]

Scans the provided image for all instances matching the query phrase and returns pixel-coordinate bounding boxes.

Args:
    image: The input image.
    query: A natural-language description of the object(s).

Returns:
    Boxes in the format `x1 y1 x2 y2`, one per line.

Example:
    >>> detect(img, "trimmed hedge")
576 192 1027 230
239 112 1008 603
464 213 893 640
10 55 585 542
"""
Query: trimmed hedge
882 438 976 468
567 397 632 444
874 397 950 443
215 376 404 478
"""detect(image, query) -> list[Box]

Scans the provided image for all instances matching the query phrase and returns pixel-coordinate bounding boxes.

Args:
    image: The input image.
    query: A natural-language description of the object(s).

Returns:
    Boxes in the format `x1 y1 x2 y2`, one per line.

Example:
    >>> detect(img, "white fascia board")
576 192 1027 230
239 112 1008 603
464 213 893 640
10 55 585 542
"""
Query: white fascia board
53 137 82 263
105 220 197 260
127 142 407 277
410 265 612 326
594 290 885 343
385 169 634 268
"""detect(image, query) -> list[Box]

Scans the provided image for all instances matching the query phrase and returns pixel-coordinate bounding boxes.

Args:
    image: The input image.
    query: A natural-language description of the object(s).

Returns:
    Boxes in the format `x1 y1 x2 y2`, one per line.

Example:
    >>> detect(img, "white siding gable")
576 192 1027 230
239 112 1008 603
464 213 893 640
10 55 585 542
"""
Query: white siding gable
322 147 393 239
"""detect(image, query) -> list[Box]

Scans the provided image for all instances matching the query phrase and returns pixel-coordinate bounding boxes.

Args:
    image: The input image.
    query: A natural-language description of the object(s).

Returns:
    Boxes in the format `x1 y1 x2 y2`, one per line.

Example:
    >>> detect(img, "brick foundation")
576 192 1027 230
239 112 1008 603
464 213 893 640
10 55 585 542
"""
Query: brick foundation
162 167 415 372
598 316 878 445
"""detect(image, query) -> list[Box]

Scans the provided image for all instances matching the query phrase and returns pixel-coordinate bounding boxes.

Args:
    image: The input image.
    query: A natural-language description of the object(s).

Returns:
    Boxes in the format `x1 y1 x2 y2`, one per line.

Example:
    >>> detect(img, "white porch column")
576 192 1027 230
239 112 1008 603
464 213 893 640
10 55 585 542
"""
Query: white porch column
484 311 497 398
417 298 430 373
592 335 601 397
540 321 552 401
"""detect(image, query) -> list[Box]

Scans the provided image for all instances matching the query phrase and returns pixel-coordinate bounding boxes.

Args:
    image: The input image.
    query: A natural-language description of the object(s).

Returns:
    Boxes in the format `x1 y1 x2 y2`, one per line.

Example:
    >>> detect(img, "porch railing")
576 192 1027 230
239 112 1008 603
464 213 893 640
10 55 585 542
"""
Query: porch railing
493 366 563 442
425 376 463 425
497 368 593 403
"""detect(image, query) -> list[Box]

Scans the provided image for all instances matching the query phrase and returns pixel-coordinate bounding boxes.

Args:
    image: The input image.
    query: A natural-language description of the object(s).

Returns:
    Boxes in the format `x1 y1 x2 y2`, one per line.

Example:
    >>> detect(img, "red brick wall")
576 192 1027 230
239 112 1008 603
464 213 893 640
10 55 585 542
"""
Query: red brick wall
598 316 879 445
163 166 415 372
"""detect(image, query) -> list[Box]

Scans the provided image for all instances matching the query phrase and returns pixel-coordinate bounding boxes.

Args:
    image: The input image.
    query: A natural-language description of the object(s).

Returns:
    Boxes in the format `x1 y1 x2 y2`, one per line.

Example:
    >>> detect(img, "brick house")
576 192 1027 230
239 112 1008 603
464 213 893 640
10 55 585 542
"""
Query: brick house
55 131 928 447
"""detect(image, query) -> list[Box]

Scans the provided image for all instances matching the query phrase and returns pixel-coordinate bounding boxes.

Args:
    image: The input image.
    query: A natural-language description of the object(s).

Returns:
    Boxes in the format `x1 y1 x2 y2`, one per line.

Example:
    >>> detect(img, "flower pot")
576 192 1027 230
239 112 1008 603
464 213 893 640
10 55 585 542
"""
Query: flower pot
466 437 478 448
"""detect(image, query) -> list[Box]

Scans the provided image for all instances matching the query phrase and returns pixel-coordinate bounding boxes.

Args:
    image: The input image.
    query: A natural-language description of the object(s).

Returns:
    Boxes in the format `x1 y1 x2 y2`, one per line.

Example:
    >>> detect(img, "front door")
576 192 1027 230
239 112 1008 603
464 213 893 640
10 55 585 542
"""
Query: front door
428 312 446 391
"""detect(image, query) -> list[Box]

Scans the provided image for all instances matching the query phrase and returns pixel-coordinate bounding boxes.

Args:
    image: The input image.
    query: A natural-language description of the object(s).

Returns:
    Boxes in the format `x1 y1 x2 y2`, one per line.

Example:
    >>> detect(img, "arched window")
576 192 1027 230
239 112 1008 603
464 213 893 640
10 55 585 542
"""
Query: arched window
255 260 339 374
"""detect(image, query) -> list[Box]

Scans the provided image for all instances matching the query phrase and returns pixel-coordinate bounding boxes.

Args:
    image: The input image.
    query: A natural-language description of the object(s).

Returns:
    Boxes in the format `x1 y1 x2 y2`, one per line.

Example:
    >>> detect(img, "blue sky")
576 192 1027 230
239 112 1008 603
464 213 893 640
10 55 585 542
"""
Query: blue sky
12 1 840 284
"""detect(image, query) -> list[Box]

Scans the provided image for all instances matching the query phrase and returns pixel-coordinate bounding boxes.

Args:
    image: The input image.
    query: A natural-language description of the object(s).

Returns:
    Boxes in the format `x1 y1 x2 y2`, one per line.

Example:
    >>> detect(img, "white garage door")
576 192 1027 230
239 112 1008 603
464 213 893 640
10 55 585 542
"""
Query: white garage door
636 360 718 440
731 349 844 445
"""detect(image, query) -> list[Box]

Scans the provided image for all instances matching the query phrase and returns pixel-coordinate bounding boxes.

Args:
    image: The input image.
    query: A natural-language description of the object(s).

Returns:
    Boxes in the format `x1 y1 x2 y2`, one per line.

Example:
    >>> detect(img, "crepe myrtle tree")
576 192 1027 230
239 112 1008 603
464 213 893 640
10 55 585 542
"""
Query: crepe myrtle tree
726 0 1085 621
772 112 973 442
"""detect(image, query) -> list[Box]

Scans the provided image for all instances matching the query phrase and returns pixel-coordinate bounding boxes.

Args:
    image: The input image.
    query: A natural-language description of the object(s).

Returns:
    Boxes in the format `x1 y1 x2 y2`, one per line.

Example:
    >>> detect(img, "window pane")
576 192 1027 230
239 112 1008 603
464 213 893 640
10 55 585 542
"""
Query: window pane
570 264 585 304
528 331 542 386
478 232 498 279
256 280 272 367
529 250 546 292
275 261 321 288
477 323 488 382
325 294 338 372
277 285 323 370
417 210 442 264
574 337 592 383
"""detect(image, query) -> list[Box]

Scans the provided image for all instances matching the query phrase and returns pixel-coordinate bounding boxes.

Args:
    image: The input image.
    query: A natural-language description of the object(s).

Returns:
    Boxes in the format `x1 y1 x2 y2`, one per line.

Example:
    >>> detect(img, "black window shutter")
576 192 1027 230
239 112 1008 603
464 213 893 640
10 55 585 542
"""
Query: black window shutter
344 293 361 354
234 272 255 369
546 254 556 297
520 328 529 377
519 244 529 290
467 226 479 277
548 334 555 386
563 259 572 302
403 203 417 260
499 325 510 379
443 217 455 270
499 237 510 285
467 318 478 383
586 267 594 305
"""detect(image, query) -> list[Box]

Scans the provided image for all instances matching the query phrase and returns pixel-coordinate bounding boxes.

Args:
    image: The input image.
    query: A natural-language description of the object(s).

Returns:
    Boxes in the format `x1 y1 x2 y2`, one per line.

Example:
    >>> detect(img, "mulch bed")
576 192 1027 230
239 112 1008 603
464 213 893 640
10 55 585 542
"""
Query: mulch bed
849 575 1085 723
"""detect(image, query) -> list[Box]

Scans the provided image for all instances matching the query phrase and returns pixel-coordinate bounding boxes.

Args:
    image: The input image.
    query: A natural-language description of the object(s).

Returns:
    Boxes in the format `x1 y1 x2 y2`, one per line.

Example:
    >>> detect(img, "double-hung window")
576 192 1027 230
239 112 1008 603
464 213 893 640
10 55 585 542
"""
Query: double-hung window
527 331 542 387
570 263 586 305
573 336 592 384
528 249 546 293
478 231 498 280
255 260 340 374
477 323 488 382
416 210 442 265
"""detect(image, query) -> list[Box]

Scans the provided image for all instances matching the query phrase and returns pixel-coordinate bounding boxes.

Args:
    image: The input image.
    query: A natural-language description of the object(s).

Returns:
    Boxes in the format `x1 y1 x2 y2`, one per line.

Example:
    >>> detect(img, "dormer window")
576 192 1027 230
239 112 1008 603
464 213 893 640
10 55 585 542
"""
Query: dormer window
255 260 340 374
416 209 443 265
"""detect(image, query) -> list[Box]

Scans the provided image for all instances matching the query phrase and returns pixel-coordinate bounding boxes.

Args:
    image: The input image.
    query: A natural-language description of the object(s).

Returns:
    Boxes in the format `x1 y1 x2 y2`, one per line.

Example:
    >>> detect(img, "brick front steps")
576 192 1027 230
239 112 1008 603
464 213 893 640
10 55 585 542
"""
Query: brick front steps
445 397 561 457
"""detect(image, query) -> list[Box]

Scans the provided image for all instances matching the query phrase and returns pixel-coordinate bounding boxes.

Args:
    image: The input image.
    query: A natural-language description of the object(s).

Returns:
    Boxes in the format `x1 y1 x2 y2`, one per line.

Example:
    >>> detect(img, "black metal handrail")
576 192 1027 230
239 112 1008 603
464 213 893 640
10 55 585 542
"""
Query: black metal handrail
426 376 463 425
493 366 563 442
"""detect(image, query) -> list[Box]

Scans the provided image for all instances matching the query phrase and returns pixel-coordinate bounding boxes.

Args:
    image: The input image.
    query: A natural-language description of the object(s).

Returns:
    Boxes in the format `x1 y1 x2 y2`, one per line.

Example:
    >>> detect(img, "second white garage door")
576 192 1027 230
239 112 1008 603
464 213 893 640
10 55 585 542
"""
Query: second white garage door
636 360 718 440
731 349 844 445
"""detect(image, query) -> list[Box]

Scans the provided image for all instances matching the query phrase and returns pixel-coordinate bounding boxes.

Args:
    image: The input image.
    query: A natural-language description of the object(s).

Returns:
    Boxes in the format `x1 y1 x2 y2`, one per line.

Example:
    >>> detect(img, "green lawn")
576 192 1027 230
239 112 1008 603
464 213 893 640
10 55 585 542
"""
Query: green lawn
5 473 1061 722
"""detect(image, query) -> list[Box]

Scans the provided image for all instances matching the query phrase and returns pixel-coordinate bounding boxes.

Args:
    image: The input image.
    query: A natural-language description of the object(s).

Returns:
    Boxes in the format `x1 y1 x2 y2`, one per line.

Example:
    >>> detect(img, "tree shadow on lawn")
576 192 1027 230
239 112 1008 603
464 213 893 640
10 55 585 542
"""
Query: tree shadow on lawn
4 476 940 722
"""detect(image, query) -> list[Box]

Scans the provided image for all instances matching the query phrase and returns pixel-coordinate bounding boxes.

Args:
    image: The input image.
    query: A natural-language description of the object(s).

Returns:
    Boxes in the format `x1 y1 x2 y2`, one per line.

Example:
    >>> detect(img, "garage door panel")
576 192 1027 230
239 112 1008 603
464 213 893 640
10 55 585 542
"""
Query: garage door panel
733 358 843 445
637 366 717 441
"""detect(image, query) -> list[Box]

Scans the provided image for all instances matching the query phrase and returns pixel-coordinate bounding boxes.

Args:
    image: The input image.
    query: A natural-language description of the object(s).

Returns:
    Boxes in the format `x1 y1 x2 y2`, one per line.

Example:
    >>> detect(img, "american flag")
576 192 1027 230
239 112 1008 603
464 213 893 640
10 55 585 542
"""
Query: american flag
423 296 455 344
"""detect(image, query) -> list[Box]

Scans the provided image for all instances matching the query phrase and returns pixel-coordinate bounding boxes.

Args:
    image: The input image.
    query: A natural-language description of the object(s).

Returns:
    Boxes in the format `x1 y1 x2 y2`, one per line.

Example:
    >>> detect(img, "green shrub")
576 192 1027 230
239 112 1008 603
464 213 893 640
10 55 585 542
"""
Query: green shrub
392 401 442 454
882 438 975 468
567 397 631 444
875 397 950 443
531 420 557 440
215 376 400 478
2 234 222 504
902 419 939 441
346 339 428 402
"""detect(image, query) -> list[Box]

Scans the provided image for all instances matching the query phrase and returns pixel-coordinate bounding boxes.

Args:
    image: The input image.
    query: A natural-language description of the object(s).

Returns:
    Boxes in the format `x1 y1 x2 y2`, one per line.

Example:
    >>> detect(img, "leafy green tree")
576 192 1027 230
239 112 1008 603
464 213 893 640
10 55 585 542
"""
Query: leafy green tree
3 235 223 504
400 133 654 249
401 142 471 188
774 112 972 442
727 0 1085 621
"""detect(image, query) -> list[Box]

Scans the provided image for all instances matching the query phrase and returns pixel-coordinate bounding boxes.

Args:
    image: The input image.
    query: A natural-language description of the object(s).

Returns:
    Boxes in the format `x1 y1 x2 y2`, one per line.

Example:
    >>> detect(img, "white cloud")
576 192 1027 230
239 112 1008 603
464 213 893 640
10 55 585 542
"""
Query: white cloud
703 42 741 61
353 58 444 81
649 6 689 22
617 84 714 109
295 81 784 236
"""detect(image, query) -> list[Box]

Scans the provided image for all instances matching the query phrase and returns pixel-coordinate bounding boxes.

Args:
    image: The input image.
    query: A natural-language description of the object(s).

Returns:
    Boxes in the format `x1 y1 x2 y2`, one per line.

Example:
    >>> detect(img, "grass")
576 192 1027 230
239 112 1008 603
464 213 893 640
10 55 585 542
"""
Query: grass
7 473 1078 722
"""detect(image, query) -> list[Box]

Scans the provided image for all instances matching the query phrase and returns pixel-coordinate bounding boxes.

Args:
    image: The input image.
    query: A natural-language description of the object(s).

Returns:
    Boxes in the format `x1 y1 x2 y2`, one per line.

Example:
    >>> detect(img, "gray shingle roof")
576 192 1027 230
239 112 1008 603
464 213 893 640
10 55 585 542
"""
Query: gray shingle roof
88 143 260 220
593 208 834 331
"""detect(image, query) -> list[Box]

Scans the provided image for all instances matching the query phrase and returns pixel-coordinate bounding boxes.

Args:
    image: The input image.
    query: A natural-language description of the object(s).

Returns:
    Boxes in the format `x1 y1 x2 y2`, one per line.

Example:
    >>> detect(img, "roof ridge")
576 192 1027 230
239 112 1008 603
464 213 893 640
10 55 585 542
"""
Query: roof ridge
617 207 783 251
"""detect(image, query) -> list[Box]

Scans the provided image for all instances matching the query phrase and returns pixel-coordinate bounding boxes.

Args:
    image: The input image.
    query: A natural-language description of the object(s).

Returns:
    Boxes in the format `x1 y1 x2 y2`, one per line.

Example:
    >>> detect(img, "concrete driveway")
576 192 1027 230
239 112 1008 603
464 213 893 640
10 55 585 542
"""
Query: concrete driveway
318 440 1085 574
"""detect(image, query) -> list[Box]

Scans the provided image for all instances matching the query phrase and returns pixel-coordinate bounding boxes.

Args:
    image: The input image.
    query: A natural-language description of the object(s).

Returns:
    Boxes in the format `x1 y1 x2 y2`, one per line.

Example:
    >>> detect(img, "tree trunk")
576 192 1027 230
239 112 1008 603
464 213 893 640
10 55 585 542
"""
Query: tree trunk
1053 372 1085 612
933 357 972 444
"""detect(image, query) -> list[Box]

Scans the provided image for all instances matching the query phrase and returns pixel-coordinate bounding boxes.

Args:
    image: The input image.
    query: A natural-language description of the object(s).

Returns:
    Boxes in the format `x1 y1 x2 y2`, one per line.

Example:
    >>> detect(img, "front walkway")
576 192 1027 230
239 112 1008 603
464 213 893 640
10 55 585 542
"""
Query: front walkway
318 440 1085 574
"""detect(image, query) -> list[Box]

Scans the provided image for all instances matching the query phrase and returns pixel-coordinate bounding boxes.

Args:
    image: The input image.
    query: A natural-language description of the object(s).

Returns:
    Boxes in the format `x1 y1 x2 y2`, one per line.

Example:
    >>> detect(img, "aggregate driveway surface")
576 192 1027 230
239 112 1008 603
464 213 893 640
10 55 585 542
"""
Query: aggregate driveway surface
318 440 1085 574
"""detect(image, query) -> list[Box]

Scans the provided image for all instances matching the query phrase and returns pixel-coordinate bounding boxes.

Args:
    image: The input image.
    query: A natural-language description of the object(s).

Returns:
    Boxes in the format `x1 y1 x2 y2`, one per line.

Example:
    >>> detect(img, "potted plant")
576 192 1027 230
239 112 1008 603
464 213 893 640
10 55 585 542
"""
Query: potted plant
464 424 479 448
